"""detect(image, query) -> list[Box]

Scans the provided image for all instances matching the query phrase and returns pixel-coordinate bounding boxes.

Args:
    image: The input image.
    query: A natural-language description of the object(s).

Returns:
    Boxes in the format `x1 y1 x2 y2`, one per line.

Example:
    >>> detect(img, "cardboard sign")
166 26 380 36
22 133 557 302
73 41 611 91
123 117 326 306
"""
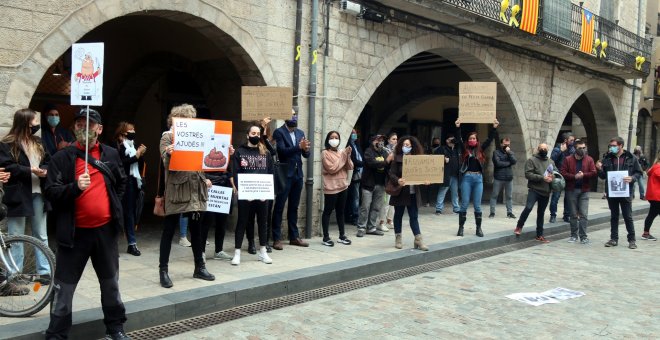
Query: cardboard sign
237 173 274 200
71 43 104 106
458 82 497 124
241 86 293 121
206 185 232 214
402 155 444 185
169 118 232 171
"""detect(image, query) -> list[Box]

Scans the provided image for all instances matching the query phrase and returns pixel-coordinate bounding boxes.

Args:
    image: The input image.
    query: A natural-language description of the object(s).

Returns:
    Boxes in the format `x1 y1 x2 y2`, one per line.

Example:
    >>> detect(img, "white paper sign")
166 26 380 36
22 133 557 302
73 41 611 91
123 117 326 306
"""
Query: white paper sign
506 293 560 306
71 43 104 106
172 118 215 152
540 287 585 301
607 170 630 197
206 186 232 214
237 173 274 200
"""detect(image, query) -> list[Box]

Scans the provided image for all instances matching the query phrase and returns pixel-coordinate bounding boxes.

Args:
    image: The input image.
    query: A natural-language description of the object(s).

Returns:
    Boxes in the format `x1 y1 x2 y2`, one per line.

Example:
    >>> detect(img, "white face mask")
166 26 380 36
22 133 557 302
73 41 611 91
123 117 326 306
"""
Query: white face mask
329 138 340 148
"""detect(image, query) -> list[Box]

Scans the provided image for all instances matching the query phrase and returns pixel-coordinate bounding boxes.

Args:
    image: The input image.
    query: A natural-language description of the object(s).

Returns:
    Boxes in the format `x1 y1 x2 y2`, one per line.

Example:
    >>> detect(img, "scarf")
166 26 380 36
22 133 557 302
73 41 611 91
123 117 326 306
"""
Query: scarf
123 139 142 188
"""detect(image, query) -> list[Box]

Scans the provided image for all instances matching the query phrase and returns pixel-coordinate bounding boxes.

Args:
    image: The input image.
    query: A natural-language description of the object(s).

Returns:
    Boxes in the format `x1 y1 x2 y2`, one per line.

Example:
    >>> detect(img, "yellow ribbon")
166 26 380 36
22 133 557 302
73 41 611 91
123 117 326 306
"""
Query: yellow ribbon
509 5 520 27
295 45 301 61
592 39 600 55
499 0 509 22
599 41 607 58
635 56 646 70
312 50 318 64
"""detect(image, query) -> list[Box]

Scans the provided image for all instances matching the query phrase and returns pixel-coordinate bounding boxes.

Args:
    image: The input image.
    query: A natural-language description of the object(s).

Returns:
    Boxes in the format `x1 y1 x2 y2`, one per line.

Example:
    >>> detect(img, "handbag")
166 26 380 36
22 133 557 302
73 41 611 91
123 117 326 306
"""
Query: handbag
385 178 403 196
153 159 166 217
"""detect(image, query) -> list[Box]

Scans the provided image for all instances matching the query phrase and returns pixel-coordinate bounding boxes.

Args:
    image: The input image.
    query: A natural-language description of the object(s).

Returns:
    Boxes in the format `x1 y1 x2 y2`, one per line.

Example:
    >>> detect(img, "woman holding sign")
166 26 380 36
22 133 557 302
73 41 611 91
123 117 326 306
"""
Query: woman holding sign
230 124 274 265
454 118 499 237
158 104 214 288
387 136 428 251
321 130 354 246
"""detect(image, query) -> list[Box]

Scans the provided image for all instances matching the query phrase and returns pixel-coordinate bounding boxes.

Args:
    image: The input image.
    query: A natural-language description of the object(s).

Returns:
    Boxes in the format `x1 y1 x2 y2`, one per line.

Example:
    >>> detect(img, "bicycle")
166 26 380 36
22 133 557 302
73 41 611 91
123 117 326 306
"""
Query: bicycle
0 230 56 317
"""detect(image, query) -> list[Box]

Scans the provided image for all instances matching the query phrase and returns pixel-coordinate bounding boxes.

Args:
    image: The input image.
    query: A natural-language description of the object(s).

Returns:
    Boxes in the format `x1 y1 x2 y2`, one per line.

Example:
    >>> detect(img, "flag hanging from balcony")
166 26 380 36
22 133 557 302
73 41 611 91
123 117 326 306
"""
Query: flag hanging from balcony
579 9 595 54
520 0 540 35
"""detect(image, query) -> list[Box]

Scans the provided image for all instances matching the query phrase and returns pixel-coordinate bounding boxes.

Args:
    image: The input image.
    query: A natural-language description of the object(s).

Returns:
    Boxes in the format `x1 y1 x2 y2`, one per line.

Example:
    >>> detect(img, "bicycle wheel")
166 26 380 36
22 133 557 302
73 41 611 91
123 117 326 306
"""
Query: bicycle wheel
0 234 56 317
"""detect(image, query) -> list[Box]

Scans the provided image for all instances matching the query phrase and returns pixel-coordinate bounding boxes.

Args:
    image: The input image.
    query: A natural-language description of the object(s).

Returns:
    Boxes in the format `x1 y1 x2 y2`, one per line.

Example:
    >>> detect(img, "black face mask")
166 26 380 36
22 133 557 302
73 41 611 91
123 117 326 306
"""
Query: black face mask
126 132 136 141
285 120 297 128
248 136 261 146
432 143 440 148
31 125 41 135
538 149 548 158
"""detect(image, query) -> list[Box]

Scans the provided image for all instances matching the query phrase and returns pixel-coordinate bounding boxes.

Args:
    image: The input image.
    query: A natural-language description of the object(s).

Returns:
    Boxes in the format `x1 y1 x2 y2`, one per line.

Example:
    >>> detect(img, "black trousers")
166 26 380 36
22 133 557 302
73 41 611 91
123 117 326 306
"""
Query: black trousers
46 224 126 339
322 190 348 240
516 189 550 237
236 200 269 248
159 212 204 270
202 211 229 253
644 200 660 233
607 197 636 241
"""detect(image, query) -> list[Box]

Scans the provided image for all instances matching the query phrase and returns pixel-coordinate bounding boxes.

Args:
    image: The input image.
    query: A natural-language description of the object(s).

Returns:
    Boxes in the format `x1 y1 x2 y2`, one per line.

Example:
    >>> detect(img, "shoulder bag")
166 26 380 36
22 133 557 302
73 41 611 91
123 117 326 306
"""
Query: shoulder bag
153 159 166 216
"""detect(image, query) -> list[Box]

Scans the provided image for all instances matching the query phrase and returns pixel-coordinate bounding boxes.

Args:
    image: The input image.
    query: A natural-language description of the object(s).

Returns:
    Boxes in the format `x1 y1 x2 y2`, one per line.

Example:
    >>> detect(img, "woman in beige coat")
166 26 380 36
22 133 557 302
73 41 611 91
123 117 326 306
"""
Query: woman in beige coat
321 130 354 246
158 104 214 288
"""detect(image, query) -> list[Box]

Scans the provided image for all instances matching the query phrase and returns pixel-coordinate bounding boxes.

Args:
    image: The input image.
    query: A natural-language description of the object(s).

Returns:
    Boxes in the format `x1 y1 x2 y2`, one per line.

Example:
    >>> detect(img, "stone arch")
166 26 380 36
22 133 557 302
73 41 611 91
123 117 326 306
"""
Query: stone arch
337 33 529 152
4 0 277 109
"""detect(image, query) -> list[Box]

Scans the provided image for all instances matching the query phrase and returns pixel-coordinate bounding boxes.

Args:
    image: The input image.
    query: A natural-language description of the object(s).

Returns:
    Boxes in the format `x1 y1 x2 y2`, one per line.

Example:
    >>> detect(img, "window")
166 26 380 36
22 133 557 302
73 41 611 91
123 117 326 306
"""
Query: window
542 0 572 41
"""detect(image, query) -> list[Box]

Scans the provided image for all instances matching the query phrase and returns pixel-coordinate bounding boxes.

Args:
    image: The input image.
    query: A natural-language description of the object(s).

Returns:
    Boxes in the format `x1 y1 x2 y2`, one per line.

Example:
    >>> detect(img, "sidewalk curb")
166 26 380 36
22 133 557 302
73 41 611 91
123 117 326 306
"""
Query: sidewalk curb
4 206 649 340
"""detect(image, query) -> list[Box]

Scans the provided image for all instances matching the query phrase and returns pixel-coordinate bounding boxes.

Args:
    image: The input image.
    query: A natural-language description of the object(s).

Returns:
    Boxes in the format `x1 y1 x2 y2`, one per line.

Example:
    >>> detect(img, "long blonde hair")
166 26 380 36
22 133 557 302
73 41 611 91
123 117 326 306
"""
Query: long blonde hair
1 108 45 162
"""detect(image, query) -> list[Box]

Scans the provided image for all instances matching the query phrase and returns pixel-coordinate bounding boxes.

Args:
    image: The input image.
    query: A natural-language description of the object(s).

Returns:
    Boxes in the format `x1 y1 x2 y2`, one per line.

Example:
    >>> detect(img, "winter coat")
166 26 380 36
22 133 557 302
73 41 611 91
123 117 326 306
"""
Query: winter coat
597 150 643 199
645 163 660 201
434 145 459 187
0 140 51 217
560 155 597 192
455 126 497 175
159 131 208 215
322 148 354 194
524 153 554 197
492 148 517 181
361 146 389 191
387 154 423 207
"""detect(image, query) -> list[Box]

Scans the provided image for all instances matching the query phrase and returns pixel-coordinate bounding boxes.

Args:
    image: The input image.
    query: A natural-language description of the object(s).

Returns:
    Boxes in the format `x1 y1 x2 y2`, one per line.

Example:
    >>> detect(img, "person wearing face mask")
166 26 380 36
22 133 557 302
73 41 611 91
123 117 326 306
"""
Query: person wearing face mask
387 136 429 250
549 132 576 223
321 131 354 246
230 124 275 265
345 128 364 226
454 118 499 237
434 134 460 215
488 137 517 219
44 108 130 339
632 145 648 200
114 122 147 256
356 135 389 237
513 143 555 243
560 139 597 244
596 137 643 249
0 108 52 286
41 104 74 156
378 132 398 230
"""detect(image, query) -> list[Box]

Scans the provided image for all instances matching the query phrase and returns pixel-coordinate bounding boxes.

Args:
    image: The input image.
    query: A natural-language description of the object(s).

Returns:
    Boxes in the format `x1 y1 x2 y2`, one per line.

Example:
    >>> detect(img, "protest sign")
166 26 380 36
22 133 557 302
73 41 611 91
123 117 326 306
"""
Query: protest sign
71 43 104 106
237 173 274 200
459 82 497 124
241 86 293 121
206 186 233 214
607 170 630 197
505 293 560 306
169 118 232 171
402 155 444 185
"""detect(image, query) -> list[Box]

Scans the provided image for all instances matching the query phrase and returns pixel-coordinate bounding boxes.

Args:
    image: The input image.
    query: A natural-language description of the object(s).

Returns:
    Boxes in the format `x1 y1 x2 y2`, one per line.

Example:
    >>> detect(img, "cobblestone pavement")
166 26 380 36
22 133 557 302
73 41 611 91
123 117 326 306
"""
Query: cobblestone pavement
166 226 659 339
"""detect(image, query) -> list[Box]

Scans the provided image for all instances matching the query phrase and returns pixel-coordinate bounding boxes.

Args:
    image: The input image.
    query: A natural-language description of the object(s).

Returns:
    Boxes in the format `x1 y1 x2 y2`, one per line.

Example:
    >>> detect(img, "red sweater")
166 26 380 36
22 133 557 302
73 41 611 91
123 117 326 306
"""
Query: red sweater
74 142 111 228
560 155 597 192
646 164 660 202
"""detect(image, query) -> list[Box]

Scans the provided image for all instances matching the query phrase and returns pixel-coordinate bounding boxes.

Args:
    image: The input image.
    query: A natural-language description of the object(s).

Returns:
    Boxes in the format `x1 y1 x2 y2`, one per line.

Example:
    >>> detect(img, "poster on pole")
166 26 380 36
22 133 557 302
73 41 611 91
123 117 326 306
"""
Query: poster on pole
241 86 293 121
402 155 444 185
206 186 233 214
169 118 232 172
458 82 497 124
237 173 274 200
70 43 104 106
607 170 630 197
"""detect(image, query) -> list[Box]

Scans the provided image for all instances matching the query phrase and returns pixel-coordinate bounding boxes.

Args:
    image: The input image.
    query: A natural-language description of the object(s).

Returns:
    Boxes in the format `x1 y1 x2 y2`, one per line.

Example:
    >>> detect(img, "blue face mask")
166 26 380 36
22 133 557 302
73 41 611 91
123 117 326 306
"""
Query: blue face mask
402 146 412 154
47 116 60 128
351 133 357 141
609 146 619 154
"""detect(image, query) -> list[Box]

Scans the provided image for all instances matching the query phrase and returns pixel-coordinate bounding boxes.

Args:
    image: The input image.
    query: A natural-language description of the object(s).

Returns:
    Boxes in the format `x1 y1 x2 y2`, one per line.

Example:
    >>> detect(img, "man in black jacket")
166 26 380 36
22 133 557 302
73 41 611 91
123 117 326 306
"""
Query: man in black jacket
434 135 460 214
596 136 643 249
488 137 517 218
44 109 129 340
356 135 388 237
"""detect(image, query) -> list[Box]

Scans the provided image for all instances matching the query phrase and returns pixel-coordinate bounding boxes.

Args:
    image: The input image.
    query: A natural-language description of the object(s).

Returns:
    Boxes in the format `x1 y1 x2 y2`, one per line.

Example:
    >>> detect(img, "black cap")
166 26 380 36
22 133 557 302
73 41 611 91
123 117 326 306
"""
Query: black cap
75 108 102 124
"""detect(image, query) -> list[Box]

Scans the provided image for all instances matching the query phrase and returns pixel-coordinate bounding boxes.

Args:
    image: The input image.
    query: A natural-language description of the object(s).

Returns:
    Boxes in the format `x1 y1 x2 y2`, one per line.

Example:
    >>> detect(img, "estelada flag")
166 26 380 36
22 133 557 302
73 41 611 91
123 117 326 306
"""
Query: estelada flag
579 9 595 54
520 0 540 35
169 118 232 172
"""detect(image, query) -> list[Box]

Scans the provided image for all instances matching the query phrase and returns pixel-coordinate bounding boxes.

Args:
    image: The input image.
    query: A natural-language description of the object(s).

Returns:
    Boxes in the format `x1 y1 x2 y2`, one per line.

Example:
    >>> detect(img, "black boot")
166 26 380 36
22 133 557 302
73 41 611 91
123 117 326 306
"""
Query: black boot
248 240 257 255
475 212 483 237
159 269 173 288
457 212 466 237
193 264 215 281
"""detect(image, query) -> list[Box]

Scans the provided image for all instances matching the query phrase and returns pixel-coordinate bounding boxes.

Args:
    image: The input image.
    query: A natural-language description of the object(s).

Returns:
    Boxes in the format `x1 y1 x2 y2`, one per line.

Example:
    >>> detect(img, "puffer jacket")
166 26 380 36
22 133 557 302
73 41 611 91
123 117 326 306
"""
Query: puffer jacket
159 131 208 215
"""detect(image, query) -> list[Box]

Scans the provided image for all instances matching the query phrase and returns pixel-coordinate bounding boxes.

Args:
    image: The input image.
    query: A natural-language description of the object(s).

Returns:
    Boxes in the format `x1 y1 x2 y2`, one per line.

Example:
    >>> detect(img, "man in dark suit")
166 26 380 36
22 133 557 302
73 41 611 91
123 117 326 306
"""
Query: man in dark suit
271 112 311 250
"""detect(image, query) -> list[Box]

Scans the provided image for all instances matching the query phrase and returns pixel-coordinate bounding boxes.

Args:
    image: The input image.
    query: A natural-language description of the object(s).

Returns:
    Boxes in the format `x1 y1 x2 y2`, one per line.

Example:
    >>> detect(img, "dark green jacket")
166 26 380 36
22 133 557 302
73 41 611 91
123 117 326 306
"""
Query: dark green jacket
524 153 554 197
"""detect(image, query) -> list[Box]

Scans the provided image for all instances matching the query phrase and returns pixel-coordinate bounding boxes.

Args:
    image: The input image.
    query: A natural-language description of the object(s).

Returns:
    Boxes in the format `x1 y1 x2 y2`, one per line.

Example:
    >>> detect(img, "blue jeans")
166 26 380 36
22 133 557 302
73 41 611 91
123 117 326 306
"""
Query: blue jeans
460 173 483 213
180 214 188 238
435 176 459 213
549 190 570 218
272 175 303 241
393 194 421 235
489 179 513 214
7 193 51 274
516 189 550 237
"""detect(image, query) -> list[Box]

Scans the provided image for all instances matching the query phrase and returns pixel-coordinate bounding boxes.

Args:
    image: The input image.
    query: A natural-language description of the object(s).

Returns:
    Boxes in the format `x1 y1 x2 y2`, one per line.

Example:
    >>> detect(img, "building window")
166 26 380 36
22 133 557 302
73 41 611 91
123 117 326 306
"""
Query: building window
542 0 572 41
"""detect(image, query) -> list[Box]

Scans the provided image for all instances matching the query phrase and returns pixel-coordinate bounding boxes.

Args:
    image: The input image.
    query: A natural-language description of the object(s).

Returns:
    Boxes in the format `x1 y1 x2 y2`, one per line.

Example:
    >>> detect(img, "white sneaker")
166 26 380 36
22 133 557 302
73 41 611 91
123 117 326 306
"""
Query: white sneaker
231 249 241 266
179 237 191 247
377 224 389 232
258 247 272 264
214 251 233 260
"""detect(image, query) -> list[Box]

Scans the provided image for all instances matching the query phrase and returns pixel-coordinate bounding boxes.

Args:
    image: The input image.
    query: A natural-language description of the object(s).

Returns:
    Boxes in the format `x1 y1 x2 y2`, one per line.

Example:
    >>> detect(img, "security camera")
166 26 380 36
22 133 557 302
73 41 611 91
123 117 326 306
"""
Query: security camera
340 0 362 16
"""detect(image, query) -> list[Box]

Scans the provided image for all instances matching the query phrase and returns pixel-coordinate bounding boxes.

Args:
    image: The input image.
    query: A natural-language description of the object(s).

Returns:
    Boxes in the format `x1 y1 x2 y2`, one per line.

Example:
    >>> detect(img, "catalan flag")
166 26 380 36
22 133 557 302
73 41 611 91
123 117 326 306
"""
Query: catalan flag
580 9 595 54
520 0 540 35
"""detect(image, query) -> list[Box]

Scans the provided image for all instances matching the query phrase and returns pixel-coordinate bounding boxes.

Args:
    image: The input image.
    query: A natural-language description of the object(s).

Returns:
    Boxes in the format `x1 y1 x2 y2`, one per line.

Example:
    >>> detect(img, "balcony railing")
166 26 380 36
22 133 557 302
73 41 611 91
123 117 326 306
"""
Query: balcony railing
438 0 652 75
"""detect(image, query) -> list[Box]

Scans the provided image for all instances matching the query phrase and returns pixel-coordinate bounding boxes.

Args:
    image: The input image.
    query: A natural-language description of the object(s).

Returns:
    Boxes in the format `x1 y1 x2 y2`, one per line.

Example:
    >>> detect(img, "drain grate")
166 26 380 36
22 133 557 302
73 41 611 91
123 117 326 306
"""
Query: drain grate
128 231 573 339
